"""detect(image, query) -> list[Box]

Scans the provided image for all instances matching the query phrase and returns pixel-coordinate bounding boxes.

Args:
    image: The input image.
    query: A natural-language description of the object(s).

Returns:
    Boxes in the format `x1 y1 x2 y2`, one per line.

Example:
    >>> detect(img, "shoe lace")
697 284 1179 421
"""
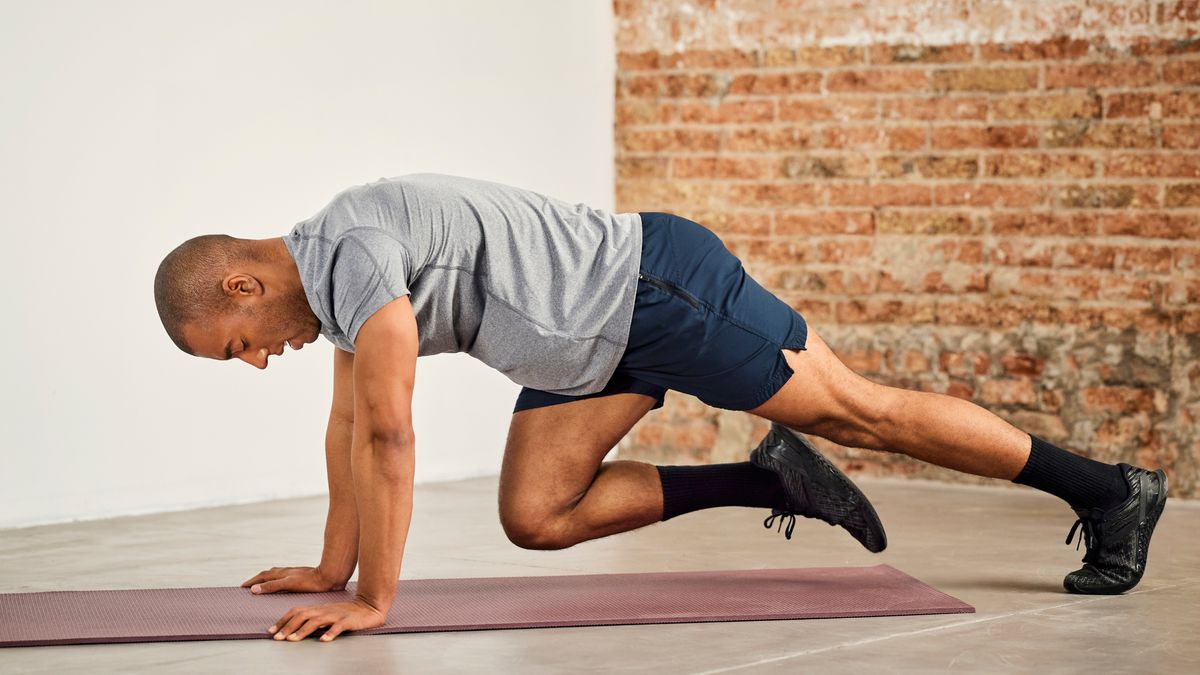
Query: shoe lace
1065 507 1105 560
763 509 797 540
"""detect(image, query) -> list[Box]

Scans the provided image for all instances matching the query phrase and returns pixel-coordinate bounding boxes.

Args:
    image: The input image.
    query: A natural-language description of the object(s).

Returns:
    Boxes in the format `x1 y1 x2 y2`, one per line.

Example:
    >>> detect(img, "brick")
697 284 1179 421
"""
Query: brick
724 126 815 151
617 50 661 70
828 183 932 207
1057 184 1159 209
624 73 726 98
945 380 975 400
1045 62 1157 89
726 182 820 207
1105 92 1200 118
1001 353 1046 376
736 238 814 265
933 183 1048 208
1101 212 1200 239
765 46 864 68
615 181 723 211
878 155 980 179
677 100 774 124
617 157 669 180
1172 246 1200 271
985 153 1095 178
1009 411 1069 441
838 349 884 373
980 379 1038 406
876 211 980 235
911 238 984 264
1104 154 1200 178
884 126 928 150
992 212 1100 236
1164 124 1200 149
883 97 987 121
1165 278 1200 304
821 125 883 149
1044 120 1157 149
939 351 992 377
687 211 772 237
1097 273 1161 302
672 156 770 180
786 296 835 324
618 129 720 153
1164 58 1200 85
780 154 871 179
878 266 989 294
900 350 932 373
992 93 1102 120
1130 36 1200 57
827 69 929 92
993 241 1116 269
836 298 937 324
728 72 822 95
778 96 877 122
932 125 1038 149
980 37 1091 61
768 268 879 295
616 101 673 125
1082 386 1155 414
776 212 874 235
989 269 1101 299
660 48 758 70
932 67 1038 92
1166 183 1200 207
1159 1 1200 22
1113 246 1173 273
816 237 874 263
870 43 973 64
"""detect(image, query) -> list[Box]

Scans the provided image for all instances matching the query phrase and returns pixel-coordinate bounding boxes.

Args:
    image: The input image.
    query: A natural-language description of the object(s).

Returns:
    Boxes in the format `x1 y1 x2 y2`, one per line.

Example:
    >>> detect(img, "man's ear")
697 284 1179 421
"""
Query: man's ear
223 273 263 298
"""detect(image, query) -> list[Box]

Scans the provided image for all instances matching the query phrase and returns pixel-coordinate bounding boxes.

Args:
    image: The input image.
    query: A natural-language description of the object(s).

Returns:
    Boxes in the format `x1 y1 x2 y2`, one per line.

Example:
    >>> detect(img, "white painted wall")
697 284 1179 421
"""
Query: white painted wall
0 0 621 528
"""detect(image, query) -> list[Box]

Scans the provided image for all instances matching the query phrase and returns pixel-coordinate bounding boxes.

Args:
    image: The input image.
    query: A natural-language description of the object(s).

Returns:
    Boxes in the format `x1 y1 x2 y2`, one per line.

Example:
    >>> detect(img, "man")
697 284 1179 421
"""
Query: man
154 173 1168 643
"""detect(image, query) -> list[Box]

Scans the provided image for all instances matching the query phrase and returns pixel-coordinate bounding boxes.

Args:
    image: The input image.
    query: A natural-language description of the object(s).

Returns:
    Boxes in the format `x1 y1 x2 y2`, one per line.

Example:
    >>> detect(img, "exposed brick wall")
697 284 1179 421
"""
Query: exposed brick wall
611 0 1200 497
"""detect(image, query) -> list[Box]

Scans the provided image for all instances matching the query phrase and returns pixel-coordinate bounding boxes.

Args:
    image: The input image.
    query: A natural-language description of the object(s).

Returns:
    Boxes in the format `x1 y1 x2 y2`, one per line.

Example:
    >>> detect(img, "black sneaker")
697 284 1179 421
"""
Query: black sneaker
749 422 887 553
1062 463 1168 595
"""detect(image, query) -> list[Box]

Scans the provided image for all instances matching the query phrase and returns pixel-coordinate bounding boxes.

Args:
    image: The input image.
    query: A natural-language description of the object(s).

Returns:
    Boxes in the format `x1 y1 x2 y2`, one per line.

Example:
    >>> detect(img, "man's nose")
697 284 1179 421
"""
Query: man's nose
237 348 268 369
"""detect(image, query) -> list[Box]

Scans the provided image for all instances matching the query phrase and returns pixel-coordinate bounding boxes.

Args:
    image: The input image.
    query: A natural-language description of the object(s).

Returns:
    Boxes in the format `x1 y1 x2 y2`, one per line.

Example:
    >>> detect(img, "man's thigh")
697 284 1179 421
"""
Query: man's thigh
498 392 658 525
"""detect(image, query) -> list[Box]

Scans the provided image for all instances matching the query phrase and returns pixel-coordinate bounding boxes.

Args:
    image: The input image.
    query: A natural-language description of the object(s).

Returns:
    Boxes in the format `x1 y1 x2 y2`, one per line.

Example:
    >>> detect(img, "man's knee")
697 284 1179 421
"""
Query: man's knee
499 507 574 550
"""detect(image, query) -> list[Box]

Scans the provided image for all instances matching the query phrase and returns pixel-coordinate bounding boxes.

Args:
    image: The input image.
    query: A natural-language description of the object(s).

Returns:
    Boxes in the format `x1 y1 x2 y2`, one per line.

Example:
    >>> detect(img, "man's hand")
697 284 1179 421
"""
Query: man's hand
265 598 386 643
241 566 343 594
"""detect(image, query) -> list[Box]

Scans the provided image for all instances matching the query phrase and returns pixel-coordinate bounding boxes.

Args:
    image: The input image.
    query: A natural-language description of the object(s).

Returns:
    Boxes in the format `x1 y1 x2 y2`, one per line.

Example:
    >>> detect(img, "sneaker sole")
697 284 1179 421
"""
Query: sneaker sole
750 423 888 553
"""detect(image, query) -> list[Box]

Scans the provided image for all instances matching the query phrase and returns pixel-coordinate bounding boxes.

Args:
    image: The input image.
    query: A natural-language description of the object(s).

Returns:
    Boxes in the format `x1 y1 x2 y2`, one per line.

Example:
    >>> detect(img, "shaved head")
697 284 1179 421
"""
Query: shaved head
153 234 265 355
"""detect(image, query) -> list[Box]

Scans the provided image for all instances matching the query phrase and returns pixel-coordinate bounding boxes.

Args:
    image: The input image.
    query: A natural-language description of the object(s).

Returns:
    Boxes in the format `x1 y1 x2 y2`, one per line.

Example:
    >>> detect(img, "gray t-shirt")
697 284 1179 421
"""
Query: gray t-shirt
282 173 643 396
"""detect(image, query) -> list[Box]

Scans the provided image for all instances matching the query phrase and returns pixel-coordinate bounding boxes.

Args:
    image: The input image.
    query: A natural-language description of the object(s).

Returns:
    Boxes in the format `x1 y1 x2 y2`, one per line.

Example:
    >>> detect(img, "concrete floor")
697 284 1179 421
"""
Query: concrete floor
1 475 1197 674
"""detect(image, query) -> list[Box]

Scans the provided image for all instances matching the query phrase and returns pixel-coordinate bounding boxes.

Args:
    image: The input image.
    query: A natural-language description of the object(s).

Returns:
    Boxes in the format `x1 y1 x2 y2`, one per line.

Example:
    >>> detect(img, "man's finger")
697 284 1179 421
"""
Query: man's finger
241 571 271 587
251 577 295 594
286 615 331 641
319 623 342 642
275 608 312 640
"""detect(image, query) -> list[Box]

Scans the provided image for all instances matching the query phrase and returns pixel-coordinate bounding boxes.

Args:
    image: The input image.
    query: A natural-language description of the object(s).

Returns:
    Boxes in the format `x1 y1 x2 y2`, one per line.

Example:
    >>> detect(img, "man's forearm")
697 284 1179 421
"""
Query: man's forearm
351 438 415 612
319 416 359 585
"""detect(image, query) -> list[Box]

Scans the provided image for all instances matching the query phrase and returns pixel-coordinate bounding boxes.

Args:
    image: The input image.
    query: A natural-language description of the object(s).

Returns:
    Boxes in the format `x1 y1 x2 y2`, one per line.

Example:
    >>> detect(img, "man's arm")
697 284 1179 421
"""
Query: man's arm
349 294 419 613
316 347 360 587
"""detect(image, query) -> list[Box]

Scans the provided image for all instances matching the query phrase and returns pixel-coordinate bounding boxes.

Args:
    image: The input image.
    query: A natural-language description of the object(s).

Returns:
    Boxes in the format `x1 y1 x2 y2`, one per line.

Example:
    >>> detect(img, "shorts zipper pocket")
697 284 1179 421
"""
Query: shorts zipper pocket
638 272 703 310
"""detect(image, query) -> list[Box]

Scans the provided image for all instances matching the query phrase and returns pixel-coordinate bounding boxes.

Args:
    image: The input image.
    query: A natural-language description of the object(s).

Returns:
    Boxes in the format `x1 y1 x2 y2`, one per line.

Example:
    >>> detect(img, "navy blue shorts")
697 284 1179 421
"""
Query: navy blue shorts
512 211 809 414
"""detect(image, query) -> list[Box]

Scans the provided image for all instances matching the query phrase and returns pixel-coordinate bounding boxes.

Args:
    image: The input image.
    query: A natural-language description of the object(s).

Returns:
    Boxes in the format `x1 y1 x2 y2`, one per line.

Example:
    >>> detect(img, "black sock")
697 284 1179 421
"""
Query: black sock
656 462 787 521
1012 434 1129 511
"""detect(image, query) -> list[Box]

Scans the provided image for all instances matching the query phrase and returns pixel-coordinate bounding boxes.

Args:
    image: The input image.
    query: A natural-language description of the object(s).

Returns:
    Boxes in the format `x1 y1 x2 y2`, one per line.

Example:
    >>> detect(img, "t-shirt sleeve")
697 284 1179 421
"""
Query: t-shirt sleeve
327 231 411 348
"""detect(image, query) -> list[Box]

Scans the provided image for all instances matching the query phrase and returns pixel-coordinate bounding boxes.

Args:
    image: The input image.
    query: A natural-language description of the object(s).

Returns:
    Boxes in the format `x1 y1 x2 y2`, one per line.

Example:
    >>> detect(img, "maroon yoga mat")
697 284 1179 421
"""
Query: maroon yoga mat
0 564 972 647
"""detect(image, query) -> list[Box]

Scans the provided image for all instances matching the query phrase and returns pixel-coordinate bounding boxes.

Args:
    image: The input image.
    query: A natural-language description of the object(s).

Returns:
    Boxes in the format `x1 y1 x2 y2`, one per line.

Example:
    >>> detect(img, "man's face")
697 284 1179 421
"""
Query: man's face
181 280 321 369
